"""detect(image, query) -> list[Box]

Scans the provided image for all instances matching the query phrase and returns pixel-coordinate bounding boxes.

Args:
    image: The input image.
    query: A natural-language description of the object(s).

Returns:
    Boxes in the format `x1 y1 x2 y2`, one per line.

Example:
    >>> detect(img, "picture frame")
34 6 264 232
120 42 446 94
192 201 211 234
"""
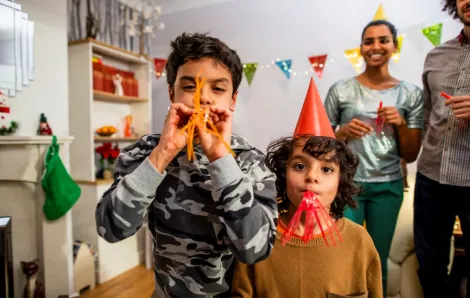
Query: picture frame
0 2 16 91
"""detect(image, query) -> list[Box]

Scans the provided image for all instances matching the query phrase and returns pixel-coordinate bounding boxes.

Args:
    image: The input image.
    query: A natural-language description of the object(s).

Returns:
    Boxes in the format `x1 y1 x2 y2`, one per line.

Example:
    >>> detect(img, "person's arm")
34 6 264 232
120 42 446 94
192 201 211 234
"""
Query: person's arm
324 84 343 139
395 126 421 163
208 149 278 265
378 87 424 163
367 252 383 298
421 71 432 137
231 261 255 298
395 87 424 163
95 136 165 243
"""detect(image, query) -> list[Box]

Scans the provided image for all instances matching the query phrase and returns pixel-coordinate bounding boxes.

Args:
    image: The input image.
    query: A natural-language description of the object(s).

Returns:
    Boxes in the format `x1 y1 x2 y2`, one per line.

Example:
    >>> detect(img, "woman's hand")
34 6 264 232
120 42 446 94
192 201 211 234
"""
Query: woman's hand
378 107 406 127
337 119 373 139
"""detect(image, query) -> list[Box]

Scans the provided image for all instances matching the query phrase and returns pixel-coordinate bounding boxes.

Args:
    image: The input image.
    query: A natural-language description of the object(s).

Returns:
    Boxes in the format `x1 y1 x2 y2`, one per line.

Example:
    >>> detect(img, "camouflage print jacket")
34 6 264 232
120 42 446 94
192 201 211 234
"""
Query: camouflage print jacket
95 134 278 298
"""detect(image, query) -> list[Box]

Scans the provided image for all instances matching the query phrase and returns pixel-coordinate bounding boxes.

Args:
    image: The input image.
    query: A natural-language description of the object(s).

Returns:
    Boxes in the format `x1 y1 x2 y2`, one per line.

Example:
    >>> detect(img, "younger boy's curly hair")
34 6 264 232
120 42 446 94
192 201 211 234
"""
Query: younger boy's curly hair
165 32 243 95
266 135 360 219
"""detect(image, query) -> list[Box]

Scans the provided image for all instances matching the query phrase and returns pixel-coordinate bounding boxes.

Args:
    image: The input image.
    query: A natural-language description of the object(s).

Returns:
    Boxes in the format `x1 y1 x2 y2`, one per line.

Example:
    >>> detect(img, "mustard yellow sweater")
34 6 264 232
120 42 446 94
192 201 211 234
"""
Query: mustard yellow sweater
231 218 382 298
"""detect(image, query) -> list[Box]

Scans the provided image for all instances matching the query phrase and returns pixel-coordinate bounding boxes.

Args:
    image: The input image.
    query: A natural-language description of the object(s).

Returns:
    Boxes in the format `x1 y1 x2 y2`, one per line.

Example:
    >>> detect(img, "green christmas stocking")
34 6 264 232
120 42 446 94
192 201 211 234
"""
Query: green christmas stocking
41 136 81 220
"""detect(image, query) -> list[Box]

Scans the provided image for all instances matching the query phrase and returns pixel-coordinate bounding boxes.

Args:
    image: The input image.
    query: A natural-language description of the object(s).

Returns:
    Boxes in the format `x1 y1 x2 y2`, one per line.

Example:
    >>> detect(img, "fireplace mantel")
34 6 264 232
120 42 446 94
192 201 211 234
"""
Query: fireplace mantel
0 136 74 183
0 135 75 145
0 135 75 297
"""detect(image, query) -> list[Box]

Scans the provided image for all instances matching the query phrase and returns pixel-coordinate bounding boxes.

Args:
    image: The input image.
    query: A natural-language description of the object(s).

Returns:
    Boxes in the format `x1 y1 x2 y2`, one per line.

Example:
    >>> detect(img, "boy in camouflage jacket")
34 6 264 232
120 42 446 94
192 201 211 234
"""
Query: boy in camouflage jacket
95 33 278 298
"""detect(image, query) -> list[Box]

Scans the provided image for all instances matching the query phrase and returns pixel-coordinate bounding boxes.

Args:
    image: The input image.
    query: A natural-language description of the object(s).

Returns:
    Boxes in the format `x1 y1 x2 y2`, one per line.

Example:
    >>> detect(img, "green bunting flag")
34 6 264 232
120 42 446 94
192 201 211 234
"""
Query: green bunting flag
422 23 443 46
243 63 258 85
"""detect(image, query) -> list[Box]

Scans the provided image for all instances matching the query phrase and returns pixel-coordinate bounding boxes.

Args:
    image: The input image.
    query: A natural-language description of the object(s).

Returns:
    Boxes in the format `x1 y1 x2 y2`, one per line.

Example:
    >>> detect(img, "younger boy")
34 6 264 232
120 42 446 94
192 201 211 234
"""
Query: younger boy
231 78 382 298
95 33 278 298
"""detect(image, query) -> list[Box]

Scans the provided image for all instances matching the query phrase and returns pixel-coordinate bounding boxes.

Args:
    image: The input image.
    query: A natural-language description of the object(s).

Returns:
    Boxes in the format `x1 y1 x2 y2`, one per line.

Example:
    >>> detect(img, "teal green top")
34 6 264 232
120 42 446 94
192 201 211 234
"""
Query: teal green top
324 78 423 183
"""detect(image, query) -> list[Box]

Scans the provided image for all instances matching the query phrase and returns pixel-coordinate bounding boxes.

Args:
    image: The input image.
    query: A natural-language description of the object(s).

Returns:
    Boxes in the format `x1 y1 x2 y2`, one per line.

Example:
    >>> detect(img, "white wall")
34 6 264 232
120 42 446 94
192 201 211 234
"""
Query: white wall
9 0 69 137
150 0 462 175
0 0 73 296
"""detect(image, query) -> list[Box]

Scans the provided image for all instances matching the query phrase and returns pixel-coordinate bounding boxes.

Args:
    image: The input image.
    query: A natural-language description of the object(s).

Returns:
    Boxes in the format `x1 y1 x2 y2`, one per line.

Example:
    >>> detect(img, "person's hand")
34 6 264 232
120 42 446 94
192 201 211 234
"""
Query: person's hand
149 103 194 173
338 119 373 139
445 95 470 120
377 107 406 126
196 105 233 162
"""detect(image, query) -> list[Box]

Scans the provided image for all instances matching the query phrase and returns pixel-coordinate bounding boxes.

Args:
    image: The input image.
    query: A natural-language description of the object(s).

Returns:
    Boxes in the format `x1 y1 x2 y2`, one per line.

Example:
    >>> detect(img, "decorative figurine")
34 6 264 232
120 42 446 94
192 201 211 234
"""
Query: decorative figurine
37 113 53 136
112 73 124 96
21 259 45 298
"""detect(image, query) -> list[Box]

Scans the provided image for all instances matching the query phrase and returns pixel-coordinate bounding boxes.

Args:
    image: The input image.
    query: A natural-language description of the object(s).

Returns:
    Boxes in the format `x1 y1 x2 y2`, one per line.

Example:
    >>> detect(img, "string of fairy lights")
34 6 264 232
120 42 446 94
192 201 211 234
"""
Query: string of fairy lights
152 58 332 79
242 58 332 78
152 17 451 81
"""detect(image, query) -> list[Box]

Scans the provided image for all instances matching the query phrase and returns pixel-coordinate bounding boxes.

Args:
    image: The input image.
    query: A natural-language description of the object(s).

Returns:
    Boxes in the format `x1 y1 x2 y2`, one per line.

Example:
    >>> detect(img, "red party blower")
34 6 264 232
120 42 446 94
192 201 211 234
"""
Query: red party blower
441 92 465 128
281 191 342 247
376 101 383 135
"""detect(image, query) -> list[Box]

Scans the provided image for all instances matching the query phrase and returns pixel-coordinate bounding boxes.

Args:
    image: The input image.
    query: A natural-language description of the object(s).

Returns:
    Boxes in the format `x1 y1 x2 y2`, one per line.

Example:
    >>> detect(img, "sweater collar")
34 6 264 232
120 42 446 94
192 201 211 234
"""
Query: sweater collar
276 217 346 247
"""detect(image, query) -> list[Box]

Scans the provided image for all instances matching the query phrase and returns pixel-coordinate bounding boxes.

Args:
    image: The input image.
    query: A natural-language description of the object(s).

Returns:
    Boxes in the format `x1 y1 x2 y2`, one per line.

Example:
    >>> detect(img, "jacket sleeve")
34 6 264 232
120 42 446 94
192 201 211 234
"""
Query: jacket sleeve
95 136 166 243
367 251 383 298
230 262 255 298
208 149 278 265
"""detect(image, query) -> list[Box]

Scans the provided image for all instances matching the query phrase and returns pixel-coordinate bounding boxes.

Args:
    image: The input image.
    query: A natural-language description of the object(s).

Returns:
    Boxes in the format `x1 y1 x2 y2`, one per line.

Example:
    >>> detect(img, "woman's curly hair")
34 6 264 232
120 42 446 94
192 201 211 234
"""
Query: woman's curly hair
442 0 459 19
266 135 360 219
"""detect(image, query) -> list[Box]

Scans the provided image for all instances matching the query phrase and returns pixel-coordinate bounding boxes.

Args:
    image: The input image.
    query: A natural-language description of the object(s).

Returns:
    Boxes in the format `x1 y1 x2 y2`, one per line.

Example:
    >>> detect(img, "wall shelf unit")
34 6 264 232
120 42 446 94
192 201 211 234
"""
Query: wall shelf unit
68 39 152 284
93 90 149 104
94 136 141 142
68 38 151 65
73 179 114 185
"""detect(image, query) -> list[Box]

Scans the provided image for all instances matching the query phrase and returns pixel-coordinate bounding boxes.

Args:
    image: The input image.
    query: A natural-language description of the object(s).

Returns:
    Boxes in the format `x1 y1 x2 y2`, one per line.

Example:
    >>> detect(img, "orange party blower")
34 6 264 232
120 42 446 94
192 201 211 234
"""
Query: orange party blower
177 74 235 161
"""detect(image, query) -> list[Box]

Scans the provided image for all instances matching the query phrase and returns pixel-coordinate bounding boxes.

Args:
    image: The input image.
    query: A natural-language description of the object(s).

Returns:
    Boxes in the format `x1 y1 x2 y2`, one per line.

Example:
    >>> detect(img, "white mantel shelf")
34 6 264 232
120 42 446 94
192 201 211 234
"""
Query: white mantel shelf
0 135 74 145
0 136 75 183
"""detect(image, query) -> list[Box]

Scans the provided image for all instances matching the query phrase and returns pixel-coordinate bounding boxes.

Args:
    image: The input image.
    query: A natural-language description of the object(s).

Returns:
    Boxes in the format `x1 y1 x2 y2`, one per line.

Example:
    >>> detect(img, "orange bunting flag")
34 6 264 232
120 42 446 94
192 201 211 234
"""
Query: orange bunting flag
344 48 363 73
391 35 405 63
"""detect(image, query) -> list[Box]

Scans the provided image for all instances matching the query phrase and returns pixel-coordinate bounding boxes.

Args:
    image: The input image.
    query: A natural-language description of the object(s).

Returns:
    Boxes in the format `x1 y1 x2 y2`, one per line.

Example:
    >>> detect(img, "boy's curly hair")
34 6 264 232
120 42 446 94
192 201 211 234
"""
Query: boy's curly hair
442 0 458 19
266 135 360 219
165 32 243 95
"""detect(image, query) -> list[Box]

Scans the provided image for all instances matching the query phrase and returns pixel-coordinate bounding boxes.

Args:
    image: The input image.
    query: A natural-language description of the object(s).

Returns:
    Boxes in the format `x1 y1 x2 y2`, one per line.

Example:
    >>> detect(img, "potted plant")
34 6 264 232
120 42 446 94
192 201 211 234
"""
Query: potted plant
95 142 120 179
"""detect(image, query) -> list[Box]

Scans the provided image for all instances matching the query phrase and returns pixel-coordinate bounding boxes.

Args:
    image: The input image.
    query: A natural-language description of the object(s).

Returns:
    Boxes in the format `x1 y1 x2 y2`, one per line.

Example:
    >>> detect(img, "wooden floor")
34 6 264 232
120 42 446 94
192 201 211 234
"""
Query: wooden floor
79 265 154 298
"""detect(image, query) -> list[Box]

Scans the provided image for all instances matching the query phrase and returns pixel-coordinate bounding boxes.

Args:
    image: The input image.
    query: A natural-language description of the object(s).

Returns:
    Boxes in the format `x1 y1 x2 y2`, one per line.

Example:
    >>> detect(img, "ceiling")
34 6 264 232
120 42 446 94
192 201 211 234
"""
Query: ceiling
119 0 236 15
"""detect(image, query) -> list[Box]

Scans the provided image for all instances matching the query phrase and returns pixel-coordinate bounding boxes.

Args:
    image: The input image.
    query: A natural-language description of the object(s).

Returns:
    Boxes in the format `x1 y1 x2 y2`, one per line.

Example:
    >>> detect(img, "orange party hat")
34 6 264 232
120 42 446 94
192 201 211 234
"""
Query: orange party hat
293 77 335 138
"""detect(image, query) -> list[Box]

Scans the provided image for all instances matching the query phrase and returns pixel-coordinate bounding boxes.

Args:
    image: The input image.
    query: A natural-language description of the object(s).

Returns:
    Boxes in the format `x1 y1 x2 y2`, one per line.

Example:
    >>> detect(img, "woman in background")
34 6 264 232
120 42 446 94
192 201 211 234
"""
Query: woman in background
324 20 424 297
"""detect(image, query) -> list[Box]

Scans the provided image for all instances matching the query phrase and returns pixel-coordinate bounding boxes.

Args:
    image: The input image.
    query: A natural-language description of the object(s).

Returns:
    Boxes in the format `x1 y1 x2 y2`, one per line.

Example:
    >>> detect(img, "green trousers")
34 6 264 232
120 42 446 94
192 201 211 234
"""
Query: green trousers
345 178 404 298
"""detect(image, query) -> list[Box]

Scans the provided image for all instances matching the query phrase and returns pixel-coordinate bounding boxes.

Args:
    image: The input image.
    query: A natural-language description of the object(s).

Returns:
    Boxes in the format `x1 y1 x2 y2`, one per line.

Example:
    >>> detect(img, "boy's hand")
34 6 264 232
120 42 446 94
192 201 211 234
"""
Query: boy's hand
197 105 233 163
150 103 194 173
445 95 470 119
378 107 406 127
338 118 373 139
